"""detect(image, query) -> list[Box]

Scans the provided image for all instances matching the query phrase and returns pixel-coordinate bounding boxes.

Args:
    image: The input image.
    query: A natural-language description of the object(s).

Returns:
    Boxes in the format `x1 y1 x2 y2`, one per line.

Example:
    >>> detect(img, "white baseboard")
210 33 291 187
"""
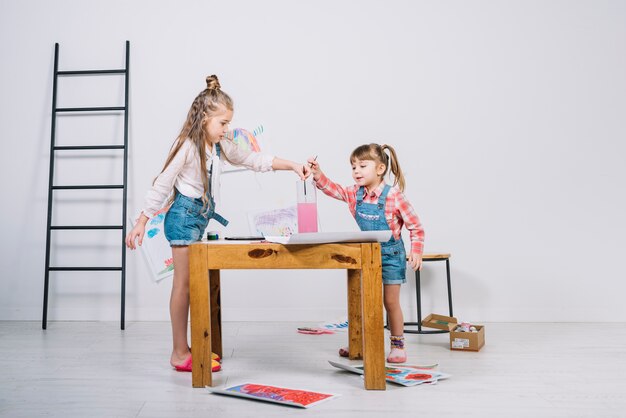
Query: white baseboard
1 307 624 322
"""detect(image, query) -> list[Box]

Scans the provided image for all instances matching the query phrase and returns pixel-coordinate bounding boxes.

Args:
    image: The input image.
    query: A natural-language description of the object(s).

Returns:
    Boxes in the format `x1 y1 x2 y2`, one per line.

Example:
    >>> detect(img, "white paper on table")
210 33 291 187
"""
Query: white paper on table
247 206 297 237
263 230 391 245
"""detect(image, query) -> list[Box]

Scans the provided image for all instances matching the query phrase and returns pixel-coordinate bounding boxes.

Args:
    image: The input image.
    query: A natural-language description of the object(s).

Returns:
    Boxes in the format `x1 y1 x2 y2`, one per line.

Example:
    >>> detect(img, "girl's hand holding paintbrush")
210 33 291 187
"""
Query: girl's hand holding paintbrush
298 162 312 180
307 156 322 181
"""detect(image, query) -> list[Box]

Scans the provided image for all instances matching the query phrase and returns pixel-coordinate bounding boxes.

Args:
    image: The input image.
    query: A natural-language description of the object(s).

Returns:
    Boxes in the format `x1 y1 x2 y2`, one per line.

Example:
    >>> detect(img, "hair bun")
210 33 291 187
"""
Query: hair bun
206 75 221 91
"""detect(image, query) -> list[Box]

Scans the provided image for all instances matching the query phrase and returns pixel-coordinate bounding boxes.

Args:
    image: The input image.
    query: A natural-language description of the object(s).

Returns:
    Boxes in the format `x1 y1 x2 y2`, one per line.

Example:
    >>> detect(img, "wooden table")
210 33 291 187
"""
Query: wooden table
189 240 386 390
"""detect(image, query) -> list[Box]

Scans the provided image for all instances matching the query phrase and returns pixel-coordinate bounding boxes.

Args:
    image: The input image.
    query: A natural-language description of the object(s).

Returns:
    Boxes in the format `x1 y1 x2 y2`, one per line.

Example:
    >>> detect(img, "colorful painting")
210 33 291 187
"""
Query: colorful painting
230 127 262 152
132 210 173 282
222 126 267 174
328 361 450 387
207 383 339 408
247 206 298 237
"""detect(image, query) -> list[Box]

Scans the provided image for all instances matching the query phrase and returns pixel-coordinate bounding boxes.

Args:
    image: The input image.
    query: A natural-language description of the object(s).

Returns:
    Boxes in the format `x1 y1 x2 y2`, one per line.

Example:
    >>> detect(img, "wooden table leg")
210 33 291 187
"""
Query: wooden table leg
209 269 222 358
360 243 386 390
189 244 212 387
347 269 363 359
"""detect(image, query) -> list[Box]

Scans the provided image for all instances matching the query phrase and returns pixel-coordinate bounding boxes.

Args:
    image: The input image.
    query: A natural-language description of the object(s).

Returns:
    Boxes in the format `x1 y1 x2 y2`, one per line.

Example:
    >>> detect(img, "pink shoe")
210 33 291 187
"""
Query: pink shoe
338 347 349 358
189 347 221 363
386 348 407 363
173 355 193 372
173 356 221 372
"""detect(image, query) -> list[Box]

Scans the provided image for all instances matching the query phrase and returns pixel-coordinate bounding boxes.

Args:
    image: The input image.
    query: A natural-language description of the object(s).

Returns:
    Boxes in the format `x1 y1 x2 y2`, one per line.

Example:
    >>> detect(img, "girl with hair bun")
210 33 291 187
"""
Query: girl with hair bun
126 75 310 373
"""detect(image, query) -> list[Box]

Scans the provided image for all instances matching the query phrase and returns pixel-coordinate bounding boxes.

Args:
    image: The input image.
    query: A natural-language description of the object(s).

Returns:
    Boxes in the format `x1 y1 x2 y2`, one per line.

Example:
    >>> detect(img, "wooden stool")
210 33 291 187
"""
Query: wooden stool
404 253 453 334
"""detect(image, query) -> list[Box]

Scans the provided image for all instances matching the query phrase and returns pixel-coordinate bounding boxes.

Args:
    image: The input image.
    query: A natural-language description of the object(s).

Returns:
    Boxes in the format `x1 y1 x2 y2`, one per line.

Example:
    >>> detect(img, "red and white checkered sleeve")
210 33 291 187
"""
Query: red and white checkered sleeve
314 173 355 205
395 191 424 256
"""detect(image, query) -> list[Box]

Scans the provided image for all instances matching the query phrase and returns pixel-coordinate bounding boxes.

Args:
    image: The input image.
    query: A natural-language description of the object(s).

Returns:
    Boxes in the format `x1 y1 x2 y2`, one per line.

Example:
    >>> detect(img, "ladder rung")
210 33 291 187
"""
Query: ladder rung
57 106 125 112
58 69 126 75
51 225 123 230
48 267 123 271
52 185 124 190
54 145 125 151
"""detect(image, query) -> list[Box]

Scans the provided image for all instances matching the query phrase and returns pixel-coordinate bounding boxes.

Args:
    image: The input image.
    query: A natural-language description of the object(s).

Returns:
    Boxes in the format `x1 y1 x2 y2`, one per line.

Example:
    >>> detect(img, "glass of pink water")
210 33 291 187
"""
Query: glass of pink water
296 179 318 233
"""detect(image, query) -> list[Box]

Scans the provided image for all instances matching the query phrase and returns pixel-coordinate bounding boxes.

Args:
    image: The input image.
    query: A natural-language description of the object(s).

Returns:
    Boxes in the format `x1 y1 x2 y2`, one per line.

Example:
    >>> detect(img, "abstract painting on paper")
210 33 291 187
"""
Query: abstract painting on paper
328 361 450 387
247 206 298 237
207 383 339 408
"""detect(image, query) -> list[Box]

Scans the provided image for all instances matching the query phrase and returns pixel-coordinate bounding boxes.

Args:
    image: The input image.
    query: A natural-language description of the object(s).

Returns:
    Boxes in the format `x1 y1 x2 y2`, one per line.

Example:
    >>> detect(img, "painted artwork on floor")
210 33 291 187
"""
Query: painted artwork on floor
207 383 339 408
328 361 450 387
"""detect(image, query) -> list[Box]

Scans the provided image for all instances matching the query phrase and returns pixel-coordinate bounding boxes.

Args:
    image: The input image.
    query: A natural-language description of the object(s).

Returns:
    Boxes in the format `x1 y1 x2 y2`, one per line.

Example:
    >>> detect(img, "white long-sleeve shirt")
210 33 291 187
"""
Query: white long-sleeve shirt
141 138 274 218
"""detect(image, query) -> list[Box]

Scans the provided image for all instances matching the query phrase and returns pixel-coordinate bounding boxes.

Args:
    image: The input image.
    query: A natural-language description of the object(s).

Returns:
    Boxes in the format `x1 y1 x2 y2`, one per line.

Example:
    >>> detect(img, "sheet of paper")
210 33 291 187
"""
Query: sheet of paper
263 230 392 245
328 361 450 387
207 383 339 408
132 214 173 283
247 206 297 237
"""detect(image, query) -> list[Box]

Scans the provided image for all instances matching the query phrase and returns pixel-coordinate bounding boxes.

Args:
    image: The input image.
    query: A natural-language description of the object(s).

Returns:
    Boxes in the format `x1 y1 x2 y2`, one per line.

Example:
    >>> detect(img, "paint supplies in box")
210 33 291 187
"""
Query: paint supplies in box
421 313 485 352
450 324 485 351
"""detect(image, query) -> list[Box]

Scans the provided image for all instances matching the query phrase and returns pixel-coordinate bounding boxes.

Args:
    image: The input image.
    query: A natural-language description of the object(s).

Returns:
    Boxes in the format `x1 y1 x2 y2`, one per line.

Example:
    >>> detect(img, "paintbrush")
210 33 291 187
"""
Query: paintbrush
302 156 318 196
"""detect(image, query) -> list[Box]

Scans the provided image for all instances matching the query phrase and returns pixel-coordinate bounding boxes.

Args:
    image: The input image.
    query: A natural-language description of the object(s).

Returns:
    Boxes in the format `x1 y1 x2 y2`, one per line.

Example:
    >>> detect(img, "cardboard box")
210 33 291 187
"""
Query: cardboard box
449 325 485 351
421 313 485 352
421 313 458 331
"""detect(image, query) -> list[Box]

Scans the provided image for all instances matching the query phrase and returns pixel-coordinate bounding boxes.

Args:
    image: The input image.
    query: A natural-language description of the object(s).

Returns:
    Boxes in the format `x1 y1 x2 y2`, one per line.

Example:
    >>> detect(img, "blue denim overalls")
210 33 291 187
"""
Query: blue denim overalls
355 185 406 284
164 143 229 246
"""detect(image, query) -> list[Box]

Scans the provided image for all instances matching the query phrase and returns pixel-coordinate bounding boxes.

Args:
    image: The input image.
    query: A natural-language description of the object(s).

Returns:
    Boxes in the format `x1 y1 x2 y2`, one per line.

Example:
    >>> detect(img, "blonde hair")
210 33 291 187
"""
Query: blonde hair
156 75 233 211
350 143 406 192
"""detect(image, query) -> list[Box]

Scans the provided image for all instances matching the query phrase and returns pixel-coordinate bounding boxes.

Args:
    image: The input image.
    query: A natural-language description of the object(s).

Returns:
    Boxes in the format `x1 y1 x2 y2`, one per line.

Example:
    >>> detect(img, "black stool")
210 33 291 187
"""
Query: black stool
404 253 453 334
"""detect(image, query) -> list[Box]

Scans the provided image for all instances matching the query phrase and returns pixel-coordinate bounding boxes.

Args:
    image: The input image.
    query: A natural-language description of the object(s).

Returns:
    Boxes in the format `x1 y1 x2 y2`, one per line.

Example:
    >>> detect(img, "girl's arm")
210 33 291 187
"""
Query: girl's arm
125 213 149 250
219 138 274 172
308 157 354 203
142 141 190 218
395 191 425 271
272 157 310 180
220 139 309 179
126 141 189 249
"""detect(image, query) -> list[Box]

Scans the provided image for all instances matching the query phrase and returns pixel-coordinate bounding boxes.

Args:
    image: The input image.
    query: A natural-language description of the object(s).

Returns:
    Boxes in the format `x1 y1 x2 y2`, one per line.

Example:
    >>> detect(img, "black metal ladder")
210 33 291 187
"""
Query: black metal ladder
42 41 130 330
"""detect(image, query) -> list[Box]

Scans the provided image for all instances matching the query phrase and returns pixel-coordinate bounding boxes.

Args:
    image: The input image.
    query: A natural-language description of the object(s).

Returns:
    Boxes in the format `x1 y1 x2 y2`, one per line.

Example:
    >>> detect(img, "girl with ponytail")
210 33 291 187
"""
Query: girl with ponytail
308 143 424 363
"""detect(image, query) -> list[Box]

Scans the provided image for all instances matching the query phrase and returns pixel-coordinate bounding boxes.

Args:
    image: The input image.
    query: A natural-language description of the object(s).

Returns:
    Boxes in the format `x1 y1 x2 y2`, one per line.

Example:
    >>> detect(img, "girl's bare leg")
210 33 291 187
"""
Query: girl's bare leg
384 284 404 336
384 284 407 363
170 245 191 367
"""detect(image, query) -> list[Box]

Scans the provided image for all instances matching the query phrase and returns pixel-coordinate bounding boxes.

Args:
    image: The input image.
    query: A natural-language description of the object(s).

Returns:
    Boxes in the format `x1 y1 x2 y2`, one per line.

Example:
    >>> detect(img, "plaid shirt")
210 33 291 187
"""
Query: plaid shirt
315 174 424 257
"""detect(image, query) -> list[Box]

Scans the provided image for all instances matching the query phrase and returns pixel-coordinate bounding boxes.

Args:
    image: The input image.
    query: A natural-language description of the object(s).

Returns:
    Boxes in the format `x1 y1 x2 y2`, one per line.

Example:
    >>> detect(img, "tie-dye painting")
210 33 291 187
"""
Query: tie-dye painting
222 126 267 173
231 127 262 152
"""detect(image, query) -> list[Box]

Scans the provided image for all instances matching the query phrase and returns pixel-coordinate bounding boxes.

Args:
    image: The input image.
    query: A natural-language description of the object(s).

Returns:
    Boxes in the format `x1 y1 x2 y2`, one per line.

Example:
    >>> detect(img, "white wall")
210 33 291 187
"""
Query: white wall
1 0 625 323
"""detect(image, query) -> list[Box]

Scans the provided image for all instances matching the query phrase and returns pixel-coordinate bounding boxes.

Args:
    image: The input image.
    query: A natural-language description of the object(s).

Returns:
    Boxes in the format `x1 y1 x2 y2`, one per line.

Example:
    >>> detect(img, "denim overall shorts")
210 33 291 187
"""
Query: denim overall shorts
163 144 229 246
354 185 406 284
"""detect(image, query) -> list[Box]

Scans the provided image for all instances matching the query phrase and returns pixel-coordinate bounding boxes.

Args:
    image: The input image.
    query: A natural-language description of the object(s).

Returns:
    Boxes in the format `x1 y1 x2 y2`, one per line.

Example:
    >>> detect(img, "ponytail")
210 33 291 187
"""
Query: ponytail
381 144 405 192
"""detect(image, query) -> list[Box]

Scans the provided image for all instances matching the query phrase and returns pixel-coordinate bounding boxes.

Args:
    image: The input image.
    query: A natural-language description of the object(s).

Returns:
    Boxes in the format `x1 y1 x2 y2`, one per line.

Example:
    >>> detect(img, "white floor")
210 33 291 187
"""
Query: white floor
0 321 625 418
